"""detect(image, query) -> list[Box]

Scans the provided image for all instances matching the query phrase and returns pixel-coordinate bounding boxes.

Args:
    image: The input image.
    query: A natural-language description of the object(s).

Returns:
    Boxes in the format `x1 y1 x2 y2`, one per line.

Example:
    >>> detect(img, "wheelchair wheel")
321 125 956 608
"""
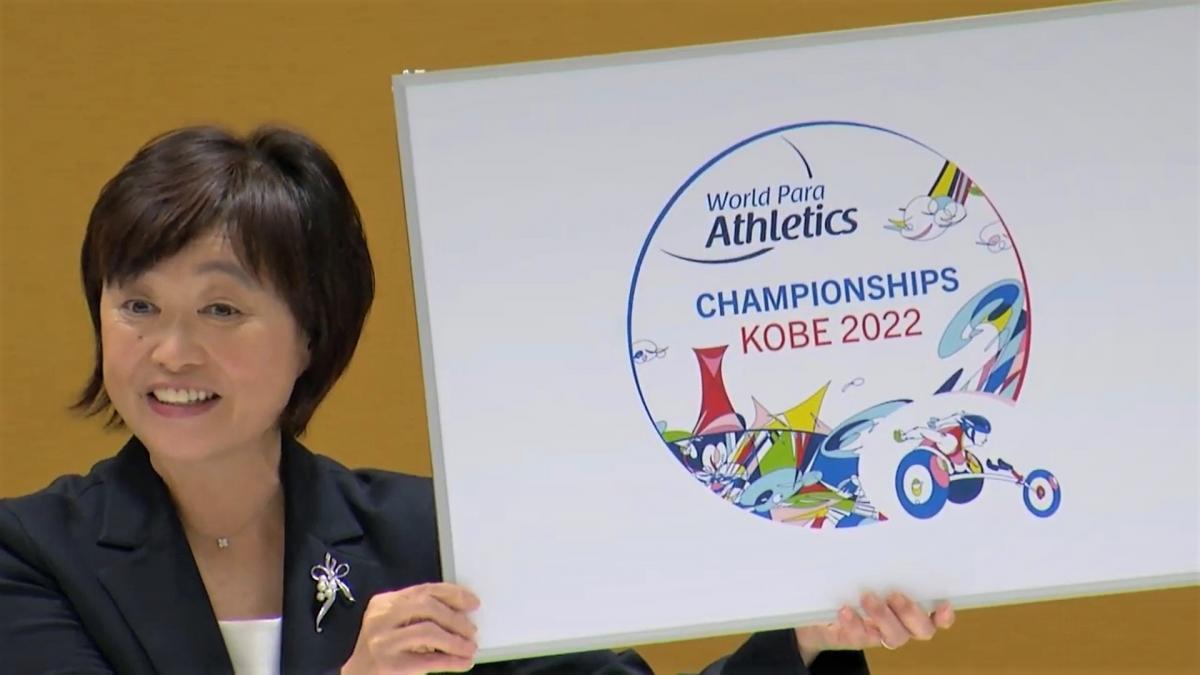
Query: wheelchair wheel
895 449 950 519
1022 469 1061 518
948 477 985 504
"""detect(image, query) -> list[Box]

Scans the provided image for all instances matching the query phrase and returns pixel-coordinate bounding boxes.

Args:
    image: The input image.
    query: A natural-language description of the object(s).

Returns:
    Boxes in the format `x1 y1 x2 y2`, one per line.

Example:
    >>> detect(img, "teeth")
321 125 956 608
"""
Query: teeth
152 388 216 404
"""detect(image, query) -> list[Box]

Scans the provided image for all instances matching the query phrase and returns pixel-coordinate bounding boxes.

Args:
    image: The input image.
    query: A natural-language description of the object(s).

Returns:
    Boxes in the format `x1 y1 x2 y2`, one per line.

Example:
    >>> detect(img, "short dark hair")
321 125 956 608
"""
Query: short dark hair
73 125 375 437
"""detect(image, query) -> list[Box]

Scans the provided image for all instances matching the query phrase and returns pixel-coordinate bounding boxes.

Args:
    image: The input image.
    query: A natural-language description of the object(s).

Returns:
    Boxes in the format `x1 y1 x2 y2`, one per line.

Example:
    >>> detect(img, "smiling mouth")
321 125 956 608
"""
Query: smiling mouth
147 390 222 406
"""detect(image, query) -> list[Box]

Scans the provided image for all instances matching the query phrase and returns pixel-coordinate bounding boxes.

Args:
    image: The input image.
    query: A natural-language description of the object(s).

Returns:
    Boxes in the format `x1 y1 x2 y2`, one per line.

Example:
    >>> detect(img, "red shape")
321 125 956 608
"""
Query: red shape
691 346 742 436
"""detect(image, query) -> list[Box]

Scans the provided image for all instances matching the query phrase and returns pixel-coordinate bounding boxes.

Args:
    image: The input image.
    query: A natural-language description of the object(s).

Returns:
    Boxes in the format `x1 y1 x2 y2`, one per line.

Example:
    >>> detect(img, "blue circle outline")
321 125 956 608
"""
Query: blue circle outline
894 449 950 519
1022 469 1062 518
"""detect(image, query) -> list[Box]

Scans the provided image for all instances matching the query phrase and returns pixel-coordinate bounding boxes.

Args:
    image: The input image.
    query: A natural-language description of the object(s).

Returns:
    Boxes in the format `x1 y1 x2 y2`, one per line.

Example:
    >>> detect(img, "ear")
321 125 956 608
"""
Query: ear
298 333 313 372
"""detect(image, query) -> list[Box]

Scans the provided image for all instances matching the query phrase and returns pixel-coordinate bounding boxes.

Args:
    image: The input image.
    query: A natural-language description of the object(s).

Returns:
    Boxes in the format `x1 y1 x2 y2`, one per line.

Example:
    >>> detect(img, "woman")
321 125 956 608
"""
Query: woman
0 126 953 674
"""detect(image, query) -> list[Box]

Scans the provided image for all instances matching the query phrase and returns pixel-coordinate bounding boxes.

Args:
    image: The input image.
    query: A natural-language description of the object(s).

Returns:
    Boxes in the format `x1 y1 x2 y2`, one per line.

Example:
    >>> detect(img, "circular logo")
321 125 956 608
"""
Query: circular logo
629 122 1051 529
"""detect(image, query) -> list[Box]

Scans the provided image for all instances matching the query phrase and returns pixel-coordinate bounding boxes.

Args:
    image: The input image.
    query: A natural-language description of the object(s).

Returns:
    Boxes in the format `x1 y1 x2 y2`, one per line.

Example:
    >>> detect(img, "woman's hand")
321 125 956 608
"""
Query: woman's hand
341 583 480 675
794 592 954 665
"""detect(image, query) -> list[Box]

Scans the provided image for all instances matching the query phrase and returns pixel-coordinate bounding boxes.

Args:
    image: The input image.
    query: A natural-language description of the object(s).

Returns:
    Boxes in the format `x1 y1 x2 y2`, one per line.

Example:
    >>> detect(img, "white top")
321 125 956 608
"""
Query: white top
217 618 282 675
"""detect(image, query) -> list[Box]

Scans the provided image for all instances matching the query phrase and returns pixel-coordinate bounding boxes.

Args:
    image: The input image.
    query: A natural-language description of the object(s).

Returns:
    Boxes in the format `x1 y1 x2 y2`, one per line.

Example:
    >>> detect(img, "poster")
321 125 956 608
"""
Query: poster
392 0 1198 661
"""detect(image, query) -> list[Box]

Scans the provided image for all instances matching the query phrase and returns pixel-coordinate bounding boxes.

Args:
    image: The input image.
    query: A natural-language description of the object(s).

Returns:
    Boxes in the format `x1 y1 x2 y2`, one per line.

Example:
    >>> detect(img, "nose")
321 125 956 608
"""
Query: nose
150 319 206 372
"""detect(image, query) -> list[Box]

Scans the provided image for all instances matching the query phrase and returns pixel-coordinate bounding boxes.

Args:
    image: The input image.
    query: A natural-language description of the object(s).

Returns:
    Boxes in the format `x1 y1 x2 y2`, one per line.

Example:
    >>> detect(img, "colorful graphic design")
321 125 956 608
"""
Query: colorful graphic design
661 345 908 527
885 161 980 241
934 280 1030 400
892 412 1060 518
628 122 1059 528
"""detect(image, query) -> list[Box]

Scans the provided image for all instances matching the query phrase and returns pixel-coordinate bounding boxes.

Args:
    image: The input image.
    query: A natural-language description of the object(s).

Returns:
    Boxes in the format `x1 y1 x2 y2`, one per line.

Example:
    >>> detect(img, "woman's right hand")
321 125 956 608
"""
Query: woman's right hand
340 583 480 675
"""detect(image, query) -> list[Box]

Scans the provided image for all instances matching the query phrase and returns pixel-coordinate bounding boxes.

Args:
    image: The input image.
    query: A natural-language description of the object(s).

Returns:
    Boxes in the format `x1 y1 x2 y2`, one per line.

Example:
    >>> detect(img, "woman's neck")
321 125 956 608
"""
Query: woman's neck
149 432 285 542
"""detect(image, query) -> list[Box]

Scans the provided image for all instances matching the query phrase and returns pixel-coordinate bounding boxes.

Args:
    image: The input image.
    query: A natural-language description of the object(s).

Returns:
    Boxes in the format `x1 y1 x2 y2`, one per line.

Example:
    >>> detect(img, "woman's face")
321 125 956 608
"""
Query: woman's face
99 231 310 462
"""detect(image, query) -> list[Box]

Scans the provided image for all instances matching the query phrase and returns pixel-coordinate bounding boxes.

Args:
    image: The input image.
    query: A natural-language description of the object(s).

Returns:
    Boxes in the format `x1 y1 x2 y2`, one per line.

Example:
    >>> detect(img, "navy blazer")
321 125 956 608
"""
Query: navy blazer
0 437 868 674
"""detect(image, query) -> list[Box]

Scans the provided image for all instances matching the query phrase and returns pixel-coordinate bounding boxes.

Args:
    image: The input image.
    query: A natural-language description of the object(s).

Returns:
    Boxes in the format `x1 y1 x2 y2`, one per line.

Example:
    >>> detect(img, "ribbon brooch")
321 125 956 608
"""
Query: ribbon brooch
311 552 355 633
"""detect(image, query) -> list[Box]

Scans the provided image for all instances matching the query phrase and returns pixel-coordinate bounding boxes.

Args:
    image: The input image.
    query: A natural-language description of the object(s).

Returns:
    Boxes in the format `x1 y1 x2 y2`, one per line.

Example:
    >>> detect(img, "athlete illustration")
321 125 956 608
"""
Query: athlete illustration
891 412 1061 519
893 412 1002 475
886 160 974 241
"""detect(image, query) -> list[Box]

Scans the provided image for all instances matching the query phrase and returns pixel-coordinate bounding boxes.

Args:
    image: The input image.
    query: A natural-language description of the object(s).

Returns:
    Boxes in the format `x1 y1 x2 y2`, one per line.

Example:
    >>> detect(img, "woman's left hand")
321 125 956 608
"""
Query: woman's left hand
794 592 955 665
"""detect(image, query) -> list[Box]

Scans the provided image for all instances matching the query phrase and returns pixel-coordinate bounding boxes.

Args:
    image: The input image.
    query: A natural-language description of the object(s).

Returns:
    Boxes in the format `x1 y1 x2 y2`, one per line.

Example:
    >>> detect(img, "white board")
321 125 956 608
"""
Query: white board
392 0 1199 661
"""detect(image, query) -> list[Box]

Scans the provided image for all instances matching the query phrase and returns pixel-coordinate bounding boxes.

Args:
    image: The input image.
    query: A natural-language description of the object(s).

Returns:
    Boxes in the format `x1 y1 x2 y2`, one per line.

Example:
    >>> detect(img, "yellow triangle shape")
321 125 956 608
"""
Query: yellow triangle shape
766 382 829 432
930 161 959 198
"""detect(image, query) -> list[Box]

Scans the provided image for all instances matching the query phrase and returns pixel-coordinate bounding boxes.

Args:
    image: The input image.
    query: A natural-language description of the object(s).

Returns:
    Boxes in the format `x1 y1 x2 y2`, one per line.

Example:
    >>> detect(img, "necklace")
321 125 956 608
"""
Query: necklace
182 490 282 551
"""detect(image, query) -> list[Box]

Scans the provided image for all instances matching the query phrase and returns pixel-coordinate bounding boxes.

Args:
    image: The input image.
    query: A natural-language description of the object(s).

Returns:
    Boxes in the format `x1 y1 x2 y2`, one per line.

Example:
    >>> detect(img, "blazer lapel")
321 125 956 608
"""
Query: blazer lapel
279 439 389 674
94 438 233 673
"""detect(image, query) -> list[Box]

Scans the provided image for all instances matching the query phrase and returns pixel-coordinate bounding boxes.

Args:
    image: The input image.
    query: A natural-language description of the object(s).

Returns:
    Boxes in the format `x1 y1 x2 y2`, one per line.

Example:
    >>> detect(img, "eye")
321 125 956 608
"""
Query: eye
120 299 157 315
203 303 243 318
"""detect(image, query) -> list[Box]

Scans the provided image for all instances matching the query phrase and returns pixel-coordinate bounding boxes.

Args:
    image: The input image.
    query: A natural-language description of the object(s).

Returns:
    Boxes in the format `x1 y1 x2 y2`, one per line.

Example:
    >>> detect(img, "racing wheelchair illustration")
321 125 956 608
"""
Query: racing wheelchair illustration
892 414 1061 519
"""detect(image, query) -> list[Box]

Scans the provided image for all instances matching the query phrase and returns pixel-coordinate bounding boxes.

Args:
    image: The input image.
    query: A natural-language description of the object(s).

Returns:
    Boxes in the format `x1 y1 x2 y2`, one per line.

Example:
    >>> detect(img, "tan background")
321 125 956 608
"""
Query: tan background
1 1 1196 673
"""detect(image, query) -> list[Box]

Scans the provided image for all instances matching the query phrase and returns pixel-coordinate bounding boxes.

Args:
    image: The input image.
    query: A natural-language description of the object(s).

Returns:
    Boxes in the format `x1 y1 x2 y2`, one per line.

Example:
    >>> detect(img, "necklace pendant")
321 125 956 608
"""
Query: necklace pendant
216 537 230 549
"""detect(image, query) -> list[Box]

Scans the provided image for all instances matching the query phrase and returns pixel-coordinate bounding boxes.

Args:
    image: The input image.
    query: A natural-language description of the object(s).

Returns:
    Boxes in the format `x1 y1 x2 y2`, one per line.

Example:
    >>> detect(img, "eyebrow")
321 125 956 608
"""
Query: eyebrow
195 260 260 289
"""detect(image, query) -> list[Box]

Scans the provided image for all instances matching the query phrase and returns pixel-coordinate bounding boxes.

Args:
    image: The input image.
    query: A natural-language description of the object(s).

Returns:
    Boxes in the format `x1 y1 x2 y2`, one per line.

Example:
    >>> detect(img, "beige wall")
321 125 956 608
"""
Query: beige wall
2 1 1195 672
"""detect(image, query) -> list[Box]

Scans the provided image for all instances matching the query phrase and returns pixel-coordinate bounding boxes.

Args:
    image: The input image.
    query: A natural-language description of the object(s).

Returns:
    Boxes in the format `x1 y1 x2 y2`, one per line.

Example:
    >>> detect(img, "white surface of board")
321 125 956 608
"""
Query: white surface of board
392 1 1199 661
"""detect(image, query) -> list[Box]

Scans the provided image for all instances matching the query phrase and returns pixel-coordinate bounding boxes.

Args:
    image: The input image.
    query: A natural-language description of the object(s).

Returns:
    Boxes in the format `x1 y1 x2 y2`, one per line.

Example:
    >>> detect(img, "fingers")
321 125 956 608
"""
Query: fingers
407 653 476 673
861 592 909 648
883 592 938 641
799 592 954 654
372 620 478 661
413 583 481 612
387 589 478 641
932 600 956 629
349 584 481 674
798 595 954 654
833 605 882 646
